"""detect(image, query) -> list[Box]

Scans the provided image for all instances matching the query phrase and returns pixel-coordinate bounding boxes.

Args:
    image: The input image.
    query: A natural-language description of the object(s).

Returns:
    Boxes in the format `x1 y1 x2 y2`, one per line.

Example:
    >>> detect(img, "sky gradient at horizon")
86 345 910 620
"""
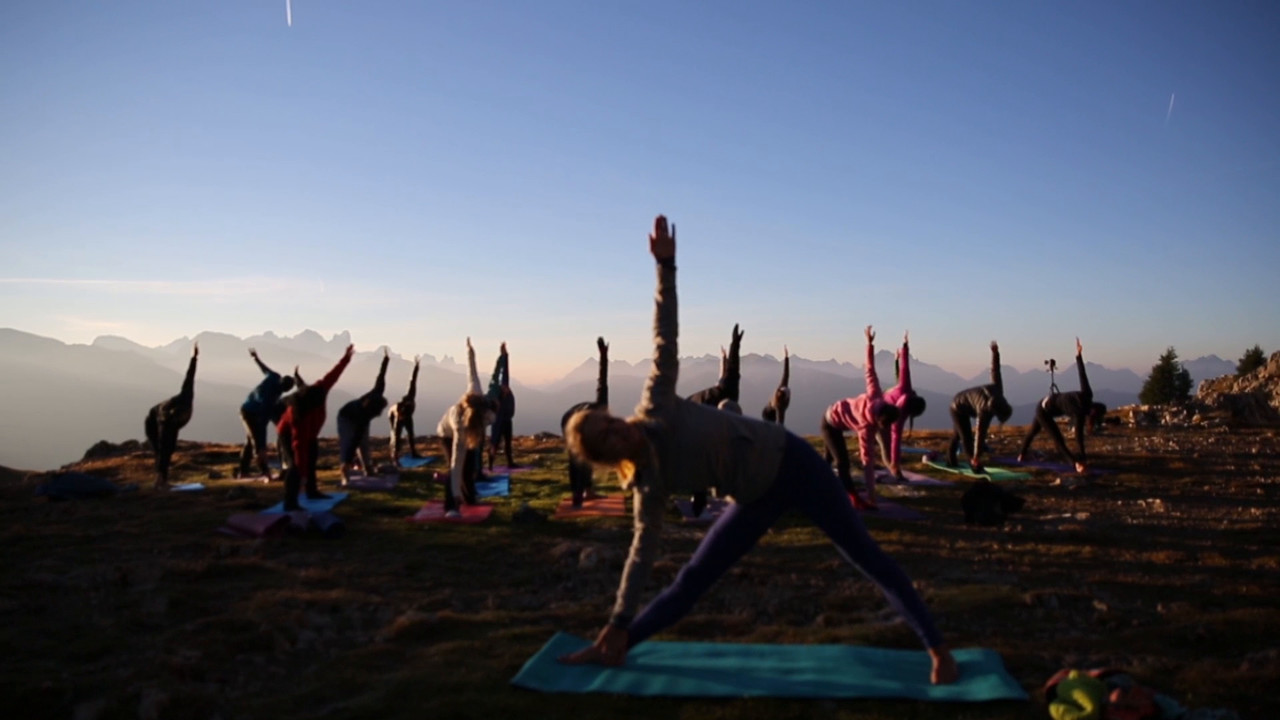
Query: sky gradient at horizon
2 1 1277 383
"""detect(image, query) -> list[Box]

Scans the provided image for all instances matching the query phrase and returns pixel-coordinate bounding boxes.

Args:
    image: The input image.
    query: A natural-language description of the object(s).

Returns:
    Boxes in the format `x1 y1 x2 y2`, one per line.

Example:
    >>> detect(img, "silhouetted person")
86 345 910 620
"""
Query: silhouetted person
144 343 198 489
686 324 745 515
946 341 1012 472
1017 337 1092 473
337 347 390 483
487 343 516 470
276 345 354 511
761 346 790 425
238 348 295 480
878 331 927 479
820 326 899 509
561 336 609 507
388 355 422 465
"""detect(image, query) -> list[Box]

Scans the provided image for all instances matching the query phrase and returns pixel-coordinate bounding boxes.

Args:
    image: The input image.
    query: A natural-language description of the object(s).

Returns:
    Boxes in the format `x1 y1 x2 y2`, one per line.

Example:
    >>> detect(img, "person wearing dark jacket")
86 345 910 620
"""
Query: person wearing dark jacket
557 215 957 685
277 345 354 510
338 347 390 483
487 343 517 471
686 324 744 515
761 346 791 425
561 337 609 507
388 355 422 465
144 343 198 489
1017 338 1092 473
946 341 1013 472
237 348 294 480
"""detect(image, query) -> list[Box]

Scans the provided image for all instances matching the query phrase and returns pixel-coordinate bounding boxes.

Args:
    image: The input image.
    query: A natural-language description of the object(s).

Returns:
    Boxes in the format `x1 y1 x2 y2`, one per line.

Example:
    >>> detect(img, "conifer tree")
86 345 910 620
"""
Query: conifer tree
1139 347 1193 405
1237 345 1266 377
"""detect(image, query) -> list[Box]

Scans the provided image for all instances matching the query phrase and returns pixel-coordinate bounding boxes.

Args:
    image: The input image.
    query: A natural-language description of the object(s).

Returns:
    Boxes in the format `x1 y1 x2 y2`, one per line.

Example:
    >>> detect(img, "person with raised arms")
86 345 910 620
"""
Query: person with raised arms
144 343 199 490
388 355 423 466
761 346 791 425
237 348 295 481
436 338 496 518
276 344 354 511
1016 337 1093 474
558 215 956 685
819 326 900 509
945 341 1012 472
878 331 928 480
561 336 610 508
487 343 517 471
337 347 390 483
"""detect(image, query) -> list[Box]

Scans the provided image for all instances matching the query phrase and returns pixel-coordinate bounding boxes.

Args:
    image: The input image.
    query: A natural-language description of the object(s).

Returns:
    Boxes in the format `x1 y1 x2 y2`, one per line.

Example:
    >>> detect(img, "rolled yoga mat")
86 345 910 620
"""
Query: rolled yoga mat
511 632 1028 702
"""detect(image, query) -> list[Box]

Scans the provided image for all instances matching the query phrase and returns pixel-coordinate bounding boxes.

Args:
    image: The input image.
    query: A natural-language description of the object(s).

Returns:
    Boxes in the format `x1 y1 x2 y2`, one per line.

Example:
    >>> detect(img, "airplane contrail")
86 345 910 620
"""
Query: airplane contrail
286 0 292 27
1165 92 1175 125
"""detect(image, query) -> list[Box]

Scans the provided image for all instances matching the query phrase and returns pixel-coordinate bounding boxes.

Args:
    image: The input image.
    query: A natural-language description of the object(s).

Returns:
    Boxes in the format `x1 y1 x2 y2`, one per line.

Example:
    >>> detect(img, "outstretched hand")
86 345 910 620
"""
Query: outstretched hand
1076 337 1083 356
865 325 875 344
383 346 389 358
466 337 473 352
784 344 789 358
597 337 609 355
558 625 629 667
649 215 675 262
344 344 355 358
249 347 258 358
501 341 508 355
904 330 910 346
192 342 199 358
990 340 999 352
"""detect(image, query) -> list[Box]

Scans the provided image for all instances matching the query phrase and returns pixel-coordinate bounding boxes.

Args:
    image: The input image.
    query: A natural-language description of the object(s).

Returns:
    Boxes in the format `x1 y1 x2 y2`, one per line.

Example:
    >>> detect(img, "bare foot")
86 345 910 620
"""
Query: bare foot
929 646 959 684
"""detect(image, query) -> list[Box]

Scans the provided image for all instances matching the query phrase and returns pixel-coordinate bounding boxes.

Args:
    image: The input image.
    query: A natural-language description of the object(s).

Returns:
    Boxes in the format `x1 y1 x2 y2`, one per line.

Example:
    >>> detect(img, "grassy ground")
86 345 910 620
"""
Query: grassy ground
1 425 1277 719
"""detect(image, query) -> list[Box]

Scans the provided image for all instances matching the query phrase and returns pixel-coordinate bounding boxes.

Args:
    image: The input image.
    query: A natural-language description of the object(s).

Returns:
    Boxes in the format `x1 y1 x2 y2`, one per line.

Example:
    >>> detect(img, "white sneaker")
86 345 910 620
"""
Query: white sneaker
445 510 462 519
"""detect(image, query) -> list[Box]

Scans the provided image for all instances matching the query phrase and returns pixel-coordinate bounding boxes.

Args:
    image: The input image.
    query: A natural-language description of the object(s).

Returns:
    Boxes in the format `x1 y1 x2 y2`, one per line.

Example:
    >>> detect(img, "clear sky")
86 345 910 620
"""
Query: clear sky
2 1 1277 383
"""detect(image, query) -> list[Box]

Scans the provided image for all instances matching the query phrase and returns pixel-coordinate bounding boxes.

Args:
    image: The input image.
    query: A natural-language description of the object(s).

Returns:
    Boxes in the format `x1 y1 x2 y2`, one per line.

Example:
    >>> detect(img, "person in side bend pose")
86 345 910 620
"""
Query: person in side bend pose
559 216 956 684
237 348 295 480
819 326 900 509
686 324 745 515
437 338 496 518
878 331 928 480
276 345 354 511
761 346 791 425
946 341 1013 472
388 355 422 465
144 343 199 489
337 347 390 483
1017 337 1092 473
487 343 517 471
561 336 609 507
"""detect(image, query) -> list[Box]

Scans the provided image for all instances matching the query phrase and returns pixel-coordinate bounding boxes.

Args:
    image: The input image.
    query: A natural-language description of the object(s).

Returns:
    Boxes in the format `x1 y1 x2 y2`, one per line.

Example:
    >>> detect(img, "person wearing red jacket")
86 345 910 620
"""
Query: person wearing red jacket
276 344 354 511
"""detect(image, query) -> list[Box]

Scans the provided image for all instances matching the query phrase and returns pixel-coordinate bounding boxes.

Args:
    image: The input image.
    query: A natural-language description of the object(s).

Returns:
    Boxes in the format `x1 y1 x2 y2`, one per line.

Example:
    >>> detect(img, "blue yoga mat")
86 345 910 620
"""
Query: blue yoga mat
922 458 1031 482
476 475 509 499
512 633 1027 701
261 492 349 514
398 455 437 468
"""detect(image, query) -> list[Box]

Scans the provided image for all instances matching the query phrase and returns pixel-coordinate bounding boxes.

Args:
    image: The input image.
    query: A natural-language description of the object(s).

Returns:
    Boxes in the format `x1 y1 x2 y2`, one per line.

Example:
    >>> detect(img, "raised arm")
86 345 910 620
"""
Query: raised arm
373 347 389 397
316 344 355 391
180 343 199 400
637 215 679 413
898 331 913 395
249 348 272 376
725 324 744 402
864 326 881 397
407 357 420 401
595 337 609 407
487 343 507 399
780 346 790 388
466 338 482 396
989 341 1003 394
1075 337 1092 400
501 342 511 388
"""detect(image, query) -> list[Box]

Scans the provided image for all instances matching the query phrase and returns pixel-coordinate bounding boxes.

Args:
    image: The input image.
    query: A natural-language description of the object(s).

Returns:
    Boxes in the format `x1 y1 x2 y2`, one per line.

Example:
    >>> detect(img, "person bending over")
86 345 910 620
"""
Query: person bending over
437 338 496 518
878 331 927 480
144 343 198 490
237 348 294 480
337 347 390 483
686 324 745 515
487 343 517 471
820 326 900 509
946 341 1012 472
761 346 791 425
1017 337 1092 474
388 355 422 465
561 336 609 507
276 345 354 511
558 215 956 685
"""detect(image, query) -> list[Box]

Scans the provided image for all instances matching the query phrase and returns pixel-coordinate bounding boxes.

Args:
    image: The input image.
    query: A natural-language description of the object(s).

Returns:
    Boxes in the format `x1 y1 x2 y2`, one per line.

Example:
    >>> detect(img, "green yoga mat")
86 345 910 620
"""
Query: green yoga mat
511 632 1028 702
922 458 1031 482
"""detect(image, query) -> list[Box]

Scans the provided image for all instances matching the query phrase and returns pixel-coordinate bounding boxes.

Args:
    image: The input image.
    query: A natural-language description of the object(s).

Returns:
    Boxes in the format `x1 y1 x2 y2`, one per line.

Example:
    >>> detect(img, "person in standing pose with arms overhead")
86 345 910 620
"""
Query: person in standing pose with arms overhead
237 348 294 481
819 327 900 509
1016 337 1092 474
337 347 390 483
388 355 423 466
946 341 1012 472
437 338 496 518
561 336 610 507
559 215 956 684
488 343 517 471
276 345 354 511
878 332 928 480
761 346 791 425
145 343 199 490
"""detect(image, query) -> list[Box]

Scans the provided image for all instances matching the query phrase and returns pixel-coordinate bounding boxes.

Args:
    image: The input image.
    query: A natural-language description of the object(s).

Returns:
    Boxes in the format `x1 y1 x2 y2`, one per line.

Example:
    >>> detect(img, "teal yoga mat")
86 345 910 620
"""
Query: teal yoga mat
512 633 1028 701
262 492 349 514
476 475 510 499
922 458 1031 482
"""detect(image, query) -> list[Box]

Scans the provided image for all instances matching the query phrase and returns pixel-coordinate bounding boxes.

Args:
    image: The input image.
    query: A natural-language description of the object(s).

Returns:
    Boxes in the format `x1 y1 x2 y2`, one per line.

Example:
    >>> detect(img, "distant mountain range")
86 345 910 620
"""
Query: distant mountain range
0 328 1238 470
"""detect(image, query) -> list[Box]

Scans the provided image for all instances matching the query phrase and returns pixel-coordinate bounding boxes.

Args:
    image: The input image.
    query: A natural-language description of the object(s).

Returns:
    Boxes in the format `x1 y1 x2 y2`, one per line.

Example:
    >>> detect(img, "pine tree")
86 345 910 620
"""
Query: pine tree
1139 347 1193 405
1237 345 1266 377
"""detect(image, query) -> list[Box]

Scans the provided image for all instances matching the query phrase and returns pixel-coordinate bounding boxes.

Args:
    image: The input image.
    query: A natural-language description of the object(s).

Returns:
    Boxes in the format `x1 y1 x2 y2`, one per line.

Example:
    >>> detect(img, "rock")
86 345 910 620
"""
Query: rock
578 546 599 571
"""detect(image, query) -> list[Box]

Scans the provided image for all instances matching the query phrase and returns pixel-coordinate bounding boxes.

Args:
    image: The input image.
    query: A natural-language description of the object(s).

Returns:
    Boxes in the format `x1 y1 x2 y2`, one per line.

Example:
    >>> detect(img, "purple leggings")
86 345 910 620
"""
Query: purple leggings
627 432 943 649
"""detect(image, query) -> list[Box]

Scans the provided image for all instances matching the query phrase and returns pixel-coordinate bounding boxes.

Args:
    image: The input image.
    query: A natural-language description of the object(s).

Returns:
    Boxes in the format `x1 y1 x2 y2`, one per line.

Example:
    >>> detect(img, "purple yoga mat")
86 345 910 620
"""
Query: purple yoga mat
873 469 954 487
217 512 292 538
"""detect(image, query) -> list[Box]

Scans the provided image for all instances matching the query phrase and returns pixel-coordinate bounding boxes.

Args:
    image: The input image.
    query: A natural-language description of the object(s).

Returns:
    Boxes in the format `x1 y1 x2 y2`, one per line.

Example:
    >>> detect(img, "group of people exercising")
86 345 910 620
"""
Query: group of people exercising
143 214 1106 684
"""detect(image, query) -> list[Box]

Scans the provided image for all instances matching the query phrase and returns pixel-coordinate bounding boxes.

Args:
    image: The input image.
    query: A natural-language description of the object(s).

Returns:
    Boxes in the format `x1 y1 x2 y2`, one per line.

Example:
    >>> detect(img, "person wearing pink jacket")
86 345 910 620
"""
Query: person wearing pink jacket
820 326 900 509
878 331 928 480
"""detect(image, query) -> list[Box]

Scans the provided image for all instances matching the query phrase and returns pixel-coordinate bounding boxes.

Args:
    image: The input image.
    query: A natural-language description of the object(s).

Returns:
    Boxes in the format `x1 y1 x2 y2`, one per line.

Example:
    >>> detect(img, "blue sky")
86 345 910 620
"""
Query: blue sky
2 1 1277 382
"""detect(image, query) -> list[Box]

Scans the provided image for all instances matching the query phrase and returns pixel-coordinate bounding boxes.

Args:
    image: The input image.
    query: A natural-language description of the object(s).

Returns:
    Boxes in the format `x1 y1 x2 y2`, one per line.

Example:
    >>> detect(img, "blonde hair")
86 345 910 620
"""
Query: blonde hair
459 393 491 449
564 407 646 485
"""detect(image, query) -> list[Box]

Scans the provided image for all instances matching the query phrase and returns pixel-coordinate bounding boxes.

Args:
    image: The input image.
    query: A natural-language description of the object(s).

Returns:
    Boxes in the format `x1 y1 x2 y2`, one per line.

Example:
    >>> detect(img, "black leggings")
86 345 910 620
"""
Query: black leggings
1018 404 1085 465
238 408 271 478
819 415 855 493
490 418 514 468
444 448 481 511
144 406 182 484
946 407 976 466
567 450 593 506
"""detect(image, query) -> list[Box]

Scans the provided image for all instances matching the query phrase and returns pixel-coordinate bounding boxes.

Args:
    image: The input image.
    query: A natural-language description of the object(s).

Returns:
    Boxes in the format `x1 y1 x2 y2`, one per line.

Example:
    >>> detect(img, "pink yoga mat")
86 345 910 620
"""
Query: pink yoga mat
217 512 293 538
489 465 533 475
553 495 628 519
847 493 926 522
407 501 494 524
